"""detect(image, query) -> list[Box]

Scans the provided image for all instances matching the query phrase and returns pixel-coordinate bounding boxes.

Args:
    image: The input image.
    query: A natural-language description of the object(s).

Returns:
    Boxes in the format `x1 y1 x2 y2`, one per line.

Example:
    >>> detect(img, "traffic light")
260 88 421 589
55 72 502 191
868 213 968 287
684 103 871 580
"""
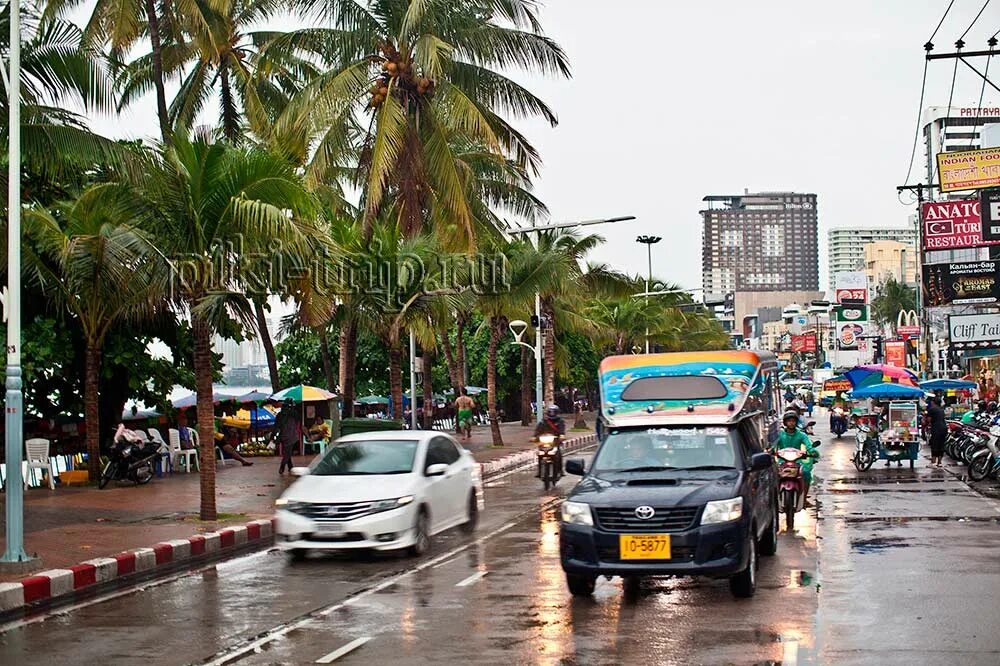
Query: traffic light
530 314 539 328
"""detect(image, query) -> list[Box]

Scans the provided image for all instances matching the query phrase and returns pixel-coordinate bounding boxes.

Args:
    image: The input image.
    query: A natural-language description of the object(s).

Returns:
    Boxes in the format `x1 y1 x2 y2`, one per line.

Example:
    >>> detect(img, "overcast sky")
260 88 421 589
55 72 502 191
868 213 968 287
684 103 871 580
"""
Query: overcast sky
71 0 1000 294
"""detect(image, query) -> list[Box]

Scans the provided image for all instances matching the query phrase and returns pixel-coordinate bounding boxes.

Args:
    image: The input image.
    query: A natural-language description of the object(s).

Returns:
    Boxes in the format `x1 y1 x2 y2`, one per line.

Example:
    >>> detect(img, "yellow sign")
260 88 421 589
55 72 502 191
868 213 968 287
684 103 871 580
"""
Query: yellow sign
937 148 1000 192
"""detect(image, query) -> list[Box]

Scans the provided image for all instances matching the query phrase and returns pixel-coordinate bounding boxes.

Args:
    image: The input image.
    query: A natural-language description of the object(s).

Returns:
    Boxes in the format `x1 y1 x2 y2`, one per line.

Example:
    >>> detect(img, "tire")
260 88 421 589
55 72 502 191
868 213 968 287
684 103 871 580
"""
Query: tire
461 491 478 534
857 448 875 471
729 534 757 598
782 489 796 531
759 497 779 556
287 548 307 562
407 509 431 557
135 462 154 485
98 462 116 489
969 452 991 481
566 573 596 597
622 575 641 596
542 461 552 490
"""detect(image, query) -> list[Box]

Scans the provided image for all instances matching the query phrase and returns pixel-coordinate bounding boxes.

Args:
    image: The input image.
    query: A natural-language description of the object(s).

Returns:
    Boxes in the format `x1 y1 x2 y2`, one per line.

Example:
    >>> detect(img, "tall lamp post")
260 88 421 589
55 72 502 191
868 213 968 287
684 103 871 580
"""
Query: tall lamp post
2 0 33 568
509 216 635 422
636 235 662 353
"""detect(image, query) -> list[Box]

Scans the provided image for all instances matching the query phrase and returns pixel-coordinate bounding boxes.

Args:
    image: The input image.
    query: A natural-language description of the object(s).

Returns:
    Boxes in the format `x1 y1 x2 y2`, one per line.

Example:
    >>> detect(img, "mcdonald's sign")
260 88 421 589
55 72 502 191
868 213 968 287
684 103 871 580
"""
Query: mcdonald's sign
896 310 920 339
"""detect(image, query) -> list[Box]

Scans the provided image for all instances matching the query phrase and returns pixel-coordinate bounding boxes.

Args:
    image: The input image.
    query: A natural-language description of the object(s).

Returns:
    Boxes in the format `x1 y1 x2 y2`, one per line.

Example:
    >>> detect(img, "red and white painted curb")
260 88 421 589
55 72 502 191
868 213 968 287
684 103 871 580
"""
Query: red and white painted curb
0 517 275 614
478 433 597 478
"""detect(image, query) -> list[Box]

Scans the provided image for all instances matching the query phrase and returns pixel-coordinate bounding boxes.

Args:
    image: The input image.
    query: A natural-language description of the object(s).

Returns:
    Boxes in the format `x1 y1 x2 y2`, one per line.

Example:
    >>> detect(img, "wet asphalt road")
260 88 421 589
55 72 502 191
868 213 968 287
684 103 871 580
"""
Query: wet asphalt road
1 418 999 665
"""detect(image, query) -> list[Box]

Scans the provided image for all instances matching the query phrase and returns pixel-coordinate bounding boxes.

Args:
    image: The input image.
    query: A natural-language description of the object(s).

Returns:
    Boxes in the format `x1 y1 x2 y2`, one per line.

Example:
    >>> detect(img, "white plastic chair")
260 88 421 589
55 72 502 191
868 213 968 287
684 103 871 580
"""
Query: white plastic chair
172 428 198 473
148 429 171 474
25 438 55 489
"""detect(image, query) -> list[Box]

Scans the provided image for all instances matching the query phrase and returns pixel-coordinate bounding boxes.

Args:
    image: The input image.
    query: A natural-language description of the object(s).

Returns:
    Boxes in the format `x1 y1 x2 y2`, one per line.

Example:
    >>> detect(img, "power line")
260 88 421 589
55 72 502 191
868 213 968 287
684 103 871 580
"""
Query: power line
929 0 956 45
961 0 991 41
970 52 993 147
901 56 930 187
935 41 962 186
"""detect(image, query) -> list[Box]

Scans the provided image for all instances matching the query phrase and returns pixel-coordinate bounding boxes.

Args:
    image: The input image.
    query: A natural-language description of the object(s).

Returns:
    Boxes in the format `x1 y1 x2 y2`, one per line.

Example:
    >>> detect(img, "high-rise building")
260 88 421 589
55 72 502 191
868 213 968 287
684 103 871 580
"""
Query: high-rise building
701 191 819 301
863 240 917 288
922 105 1000 196
827 226 917 292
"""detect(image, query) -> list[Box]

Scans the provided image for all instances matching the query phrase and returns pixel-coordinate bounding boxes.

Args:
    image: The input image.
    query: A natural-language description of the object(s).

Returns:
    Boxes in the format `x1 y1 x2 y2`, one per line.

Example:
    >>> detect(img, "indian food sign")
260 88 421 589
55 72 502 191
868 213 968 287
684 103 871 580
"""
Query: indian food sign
937 147 1000 193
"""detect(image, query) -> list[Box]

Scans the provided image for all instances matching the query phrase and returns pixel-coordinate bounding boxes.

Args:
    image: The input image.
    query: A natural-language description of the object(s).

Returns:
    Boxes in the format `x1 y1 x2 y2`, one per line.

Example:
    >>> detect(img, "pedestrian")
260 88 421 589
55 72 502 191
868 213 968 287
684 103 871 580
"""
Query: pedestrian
804 388 815 417
454 389 475 441
269 399 302 475
926 397 948 468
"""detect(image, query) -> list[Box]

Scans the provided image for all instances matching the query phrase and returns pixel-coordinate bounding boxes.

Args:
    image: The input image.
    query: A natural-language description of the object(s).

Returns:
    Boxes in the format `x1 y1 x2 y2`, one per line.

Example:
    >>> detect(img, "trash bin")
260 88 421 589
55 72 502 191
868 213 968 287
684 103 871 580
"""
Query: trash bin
339 418 404 437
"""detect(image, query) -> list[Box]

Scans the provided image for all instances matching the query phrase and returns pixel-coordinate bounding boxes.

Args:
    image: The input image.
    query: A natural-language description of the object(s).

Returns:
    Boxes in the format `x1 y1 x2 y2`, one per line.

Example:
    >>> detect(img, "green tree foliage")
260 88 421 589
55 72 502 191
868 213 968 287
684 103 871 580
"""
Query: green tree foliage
871 277 918 329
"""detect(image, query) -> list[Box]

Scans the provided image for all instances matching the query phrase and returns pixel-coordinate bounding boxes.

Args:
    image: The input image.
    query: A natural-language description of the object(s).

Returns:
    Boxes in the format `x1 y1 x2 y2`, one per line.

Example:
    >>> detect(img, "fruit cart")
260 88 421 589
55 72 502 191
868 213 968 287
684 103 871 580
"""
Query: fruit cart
877 401 920 468
848 383 926 470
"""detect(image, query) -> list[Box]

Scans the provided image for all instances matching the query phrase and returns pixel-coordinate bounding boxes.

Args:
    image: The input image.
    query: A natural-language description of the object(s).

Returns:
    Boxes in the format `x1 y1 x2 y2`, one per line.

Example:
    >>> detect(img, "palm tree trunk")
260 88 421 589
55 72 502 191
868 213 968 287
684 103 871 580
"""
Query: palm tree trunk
192 314 217 521
440 328 463 394
456 314 468 389
388 343 403 422
318 326 335 392
340 320 357 417
219 64 239 142
520 345 532 426
421 347 434 428
487 318 504 446
338 322 348 393
542 296 556 404
253 299 280 393
142 0 170 142
84 342 102 481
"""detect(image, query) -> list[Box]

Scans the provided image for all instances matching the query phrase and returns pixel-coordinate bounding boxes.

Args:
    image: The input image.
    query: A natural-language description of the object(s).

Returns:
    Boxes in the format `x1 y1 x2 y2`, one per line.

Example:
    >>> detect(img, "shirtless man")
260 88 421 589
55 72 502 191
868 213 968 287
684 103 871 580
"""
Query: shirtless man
455 390 475 441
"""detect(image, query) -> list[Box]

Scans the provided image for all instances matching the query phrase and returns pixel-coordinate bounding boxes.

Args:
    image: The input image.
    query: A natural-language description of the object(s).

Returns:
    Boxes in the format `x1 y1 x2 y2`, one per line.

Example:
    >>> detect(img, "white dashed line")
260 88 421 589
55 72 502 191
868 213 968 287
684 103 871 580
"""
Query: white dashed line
455 571 488 587
782 640 799 665
315 636 371 663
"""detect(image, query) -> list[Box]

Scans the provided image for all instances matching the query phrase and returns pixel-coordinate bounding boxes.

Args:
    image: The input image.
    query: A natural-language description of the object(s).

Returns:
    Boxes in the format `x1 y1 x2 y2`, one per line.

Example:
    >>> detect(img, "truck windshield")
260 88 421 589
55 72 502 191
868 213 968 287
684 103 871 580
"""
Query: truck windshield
592 427 739 473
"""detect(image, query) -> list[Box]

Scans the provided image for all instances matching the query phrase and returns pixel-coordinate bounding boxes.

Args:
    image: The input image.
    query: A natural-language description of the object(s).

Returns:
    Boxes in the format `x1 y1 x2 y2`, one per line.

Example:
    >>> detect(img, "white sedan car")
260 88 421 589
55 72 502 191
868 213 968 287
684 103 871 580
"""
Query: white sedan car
275 431 483 559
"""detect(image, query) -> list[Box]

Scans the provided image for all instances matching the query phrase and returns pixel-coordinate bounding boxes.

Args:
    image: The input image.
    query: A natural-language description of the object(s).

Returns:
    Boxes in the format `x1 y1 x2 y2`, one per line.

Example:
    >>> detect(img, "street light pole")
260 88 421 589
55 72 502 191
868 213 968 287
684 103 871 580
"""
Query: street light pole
2 0 31 567
636 236 662 354
408 330 417 430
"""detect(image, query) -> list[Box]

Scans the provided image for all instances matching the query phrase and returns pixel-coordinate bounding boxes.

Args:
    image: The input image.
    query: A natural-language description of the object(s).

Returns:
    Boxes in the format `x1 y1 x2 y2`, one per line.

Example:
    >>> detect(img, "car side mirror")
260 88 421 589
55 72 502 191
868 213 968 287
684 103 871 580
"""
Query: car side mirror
291 466 310 477
750 452 773 472
565 458 586 476
425 463 448 477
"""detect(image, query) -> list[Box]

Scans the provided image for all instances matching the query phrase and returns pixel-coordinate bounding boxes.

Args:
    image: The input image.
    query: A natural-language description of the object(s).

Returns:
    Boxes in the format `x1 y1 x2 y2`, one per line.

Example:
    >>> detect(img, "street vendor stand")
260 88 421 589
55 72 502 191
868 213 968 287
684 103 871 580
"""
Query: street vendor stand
849 383 927 470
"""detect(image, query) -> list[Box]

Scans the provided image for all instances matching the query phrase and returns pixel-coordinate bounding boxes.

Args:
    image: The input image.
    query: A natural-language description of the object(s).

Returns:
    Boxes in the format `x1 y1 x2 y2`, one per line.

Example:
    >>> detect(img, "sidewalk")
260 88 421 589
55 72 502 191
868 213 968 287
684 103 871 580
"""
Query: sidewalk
0 416 594 582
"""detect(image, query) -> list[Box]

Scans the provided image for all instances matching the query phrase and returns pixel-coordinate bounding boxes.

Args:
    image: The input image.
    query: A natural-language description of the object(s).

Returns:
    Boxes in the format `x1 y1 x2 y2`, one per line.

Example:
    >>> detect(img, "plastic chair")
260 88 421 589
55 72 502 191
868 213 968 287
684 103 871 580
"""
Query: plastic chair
172 429 199 473
25 438 55 489
216 444 235 467
148 429 171 475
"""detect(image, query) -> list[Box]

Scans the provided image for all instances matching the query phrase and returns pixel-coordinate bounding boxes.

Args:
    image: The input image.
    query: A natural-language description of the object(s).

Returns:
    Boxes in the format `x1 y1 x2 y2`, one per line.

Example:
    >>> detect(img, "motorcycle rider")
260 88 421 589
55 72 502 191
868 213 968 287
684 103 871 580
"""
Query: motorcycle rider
774 411 819 499
534 404 566 478
829 392 849 435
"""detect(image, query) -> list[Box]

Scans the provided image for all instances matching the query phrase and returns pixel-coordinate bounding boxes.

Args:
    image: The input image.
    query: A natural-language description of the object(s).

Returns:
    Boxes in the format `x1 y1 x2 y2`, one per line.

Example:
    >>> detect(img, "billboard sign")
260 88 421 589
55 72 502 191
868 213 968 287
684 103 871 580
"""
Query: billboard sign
937 147 1000 192
835 288 868 304
836 321 866 350
921 199 1000 249
791 335 817 353
897 325 921 338
980 188 1000 243
835 272 868 291
923 256 1000 306
948 313 1000 350
884 340 907 367
836 304 868 322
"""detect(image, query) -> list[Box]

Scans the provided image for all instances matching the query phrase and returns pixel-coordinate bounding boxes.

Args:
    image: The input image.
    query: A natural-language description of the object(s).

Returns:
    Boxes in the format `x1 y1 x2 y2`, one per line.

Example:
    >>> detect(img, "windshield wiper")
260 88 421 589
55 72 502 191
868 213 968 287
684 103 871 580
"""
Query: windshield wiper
616 465 678 473
675 465 736 471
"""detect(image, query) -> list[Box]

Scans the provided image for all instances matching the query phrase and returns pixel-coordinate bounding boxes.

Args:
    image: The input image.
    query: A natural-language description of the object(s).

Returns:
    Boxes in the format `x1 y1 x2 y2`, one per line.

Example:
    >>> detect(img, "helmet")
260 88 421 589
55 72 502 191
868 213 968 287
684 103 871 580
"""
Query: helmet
546 403 559 416
782 411 799 425
989 401 998 413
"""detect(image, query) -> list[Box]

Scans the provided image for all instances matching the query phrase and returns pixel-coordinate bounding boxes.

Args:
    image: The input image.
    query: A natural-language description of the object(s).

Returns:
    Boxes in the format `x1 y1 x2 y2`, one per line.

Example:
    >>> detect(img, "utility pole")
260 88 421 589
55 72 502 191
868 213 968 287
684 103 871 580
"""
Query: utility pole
1 0 34 570
636 235 662 353
896 183 932 377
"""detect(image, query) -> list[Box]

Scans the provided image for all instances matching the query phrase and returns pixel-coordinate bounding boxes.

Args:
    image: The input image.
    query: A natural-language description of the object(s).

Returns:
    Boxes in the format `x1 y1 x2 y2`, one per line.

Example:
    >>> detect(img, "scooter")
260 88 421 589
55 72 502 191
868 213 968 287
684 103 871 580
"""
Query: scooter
774 446 813 530
852 423 878 471
537 433 563 490
830 408 848 438
968 424 1000 482
99 426 161 489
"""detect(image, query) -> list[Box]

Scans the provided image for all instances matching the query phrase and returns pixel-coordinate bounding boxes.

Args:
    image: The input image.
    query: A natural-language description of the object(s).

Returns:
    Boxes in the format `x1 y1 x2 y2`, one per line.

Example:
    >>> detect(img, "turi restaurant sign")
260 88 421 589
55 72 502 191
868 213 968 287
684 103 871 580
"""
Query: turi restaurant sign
921 199 1000 250
949 313 1000 350
937 147 1000 193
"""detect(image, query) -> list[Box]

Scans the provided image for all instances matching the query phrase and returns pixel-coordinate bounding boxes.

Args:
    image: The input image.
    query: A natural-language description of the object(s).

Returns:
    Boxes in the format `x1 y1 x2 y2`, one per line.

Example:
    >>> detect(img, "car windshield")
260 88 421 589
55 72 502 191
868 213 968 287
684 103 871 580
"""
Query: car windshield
592 427 739 473
311 440 418 475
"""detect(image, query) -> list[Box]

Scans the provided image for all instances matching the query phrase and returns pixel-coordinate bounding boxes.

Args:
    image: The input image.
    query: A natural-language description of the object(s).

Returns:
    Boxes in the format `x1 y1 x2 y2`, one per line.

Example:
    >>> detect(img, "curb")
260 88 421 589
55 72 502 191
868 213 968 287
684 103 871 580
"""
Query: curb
478 433 597 478
0 517 275 615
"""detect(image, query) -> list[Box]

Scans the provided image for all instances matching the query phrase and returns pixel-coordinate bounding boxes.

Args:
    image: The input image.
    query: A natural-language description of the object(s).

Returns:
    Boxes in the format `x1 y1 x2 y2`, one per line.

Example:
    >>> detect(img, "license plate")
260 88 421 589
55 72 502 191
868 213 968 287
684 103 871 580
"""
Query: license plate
315 523 345 535
619 534 671 560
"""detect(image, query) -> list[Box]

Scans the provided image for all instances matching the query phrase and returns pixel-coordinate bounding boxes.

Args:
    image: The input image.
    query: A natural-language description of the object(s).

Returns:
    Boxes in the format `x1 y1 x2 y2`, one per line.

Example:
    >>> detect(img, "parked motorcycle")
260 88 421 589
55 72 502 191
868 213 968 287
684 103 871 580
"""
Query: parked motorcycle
968 425 1000 482
99 426 161 489
852 423 878 471
830 408 848 438
537 433 563 490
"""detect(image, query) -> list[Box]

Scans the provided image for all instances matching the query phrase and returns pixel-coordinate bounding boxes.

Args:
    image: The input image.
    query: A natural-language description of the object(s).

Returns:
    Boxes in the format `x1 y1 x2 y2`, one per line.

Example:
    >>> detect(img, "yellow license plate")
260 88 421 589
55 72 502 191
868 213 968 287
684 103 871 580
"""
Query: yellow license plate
619 534 671 560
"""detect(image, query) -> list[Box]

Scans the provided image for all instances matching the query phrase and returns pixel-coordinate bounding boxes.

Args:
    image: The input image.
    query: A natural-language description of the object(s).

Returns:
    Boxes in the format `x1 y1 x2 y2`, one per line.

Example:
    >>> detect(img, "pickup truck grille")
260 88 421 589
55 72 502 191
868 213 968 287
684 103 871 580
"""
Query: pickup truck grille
594 506 699 532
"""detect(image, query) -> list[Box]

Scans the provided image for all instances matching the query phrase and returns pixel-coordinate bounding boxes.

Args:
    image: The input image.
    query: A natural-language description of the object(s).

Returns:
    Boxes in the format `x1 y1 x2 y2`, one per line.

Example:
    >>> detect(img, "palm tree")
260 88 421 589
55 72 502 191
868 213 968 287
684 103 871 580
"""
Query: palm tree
871 277 918 332
272 0 569 248
135 132 319 520
22 184 164 480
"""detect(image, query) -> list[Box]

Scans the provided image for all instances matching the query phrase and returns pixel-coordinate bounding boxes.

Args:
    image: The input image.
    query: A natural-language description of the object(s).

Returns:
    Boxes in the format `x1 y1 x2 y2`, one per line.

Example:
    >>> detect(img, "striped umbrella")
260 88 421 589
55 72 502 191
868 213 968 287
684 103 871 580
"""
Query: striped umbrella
845 364 919 389
269 385 337 403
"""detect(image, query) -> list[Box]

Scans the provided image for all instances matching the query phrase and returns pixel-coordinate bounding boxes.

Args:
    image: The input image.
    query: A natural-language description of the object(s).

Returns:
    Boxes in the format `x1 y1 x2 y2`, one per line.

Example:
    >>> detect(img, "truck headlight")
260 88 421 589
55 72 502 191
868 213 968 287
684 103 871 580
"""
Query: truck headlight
561 500 593 526
701 497 743 525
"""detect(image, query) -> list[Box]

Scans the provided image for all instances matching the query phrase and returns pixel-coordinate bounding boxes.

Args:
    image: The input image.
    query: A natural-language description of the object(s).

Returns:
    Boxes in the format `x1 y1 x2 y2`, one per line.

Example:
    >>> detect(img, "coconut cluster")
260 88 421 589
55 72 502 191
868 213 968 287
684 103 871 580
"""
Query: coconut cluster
370 41 435 109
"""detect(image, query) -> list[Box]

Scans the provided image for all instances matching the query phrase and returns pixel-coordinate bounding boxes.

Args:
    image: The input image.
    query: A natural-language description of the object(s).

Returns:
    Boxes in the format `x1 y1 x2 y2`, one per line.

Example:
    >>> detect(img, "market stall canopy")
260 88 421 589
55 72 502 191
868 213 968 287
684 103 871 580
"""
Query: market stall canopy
122 407 161 421
845 364 919 389
236 390 272 404
849 383 928 400
919 378 978 391
171 391 237 409
270 385 337 403
358 395 390 405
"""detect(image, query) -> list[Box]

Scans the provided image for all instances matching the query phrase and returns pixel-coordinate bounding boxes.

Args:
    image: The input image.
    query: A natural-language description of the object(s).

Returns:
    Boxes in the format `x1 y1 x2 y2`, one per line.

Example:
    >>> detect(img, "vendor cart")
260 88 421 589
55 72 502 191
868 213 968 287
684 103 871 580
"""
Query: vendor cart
848 382 926 471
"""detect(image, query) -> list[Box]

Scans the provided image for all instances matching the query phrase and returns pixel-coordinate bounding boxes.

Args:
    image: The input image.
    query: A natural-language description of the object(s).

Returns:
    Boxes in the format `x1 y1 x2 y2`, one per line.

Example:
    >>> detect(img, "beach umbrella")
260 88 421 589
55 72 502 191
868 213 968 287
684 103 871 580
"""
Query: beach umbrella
171 390 237 409
221 407 276 429
845 364 919 389
236 390 272 404
919 378 978 391
358 395 390 405
269 385 337 402
849 383 928 400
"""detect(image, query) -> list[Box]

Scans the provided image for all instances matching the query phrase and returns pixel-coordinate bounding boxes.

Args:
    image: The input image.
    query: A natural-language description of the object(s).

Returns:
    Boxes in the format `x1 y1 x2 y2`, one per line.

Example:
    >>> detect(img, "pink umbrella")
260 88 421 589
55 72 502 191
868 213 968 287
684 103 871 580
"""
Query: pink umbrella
846 364 919 388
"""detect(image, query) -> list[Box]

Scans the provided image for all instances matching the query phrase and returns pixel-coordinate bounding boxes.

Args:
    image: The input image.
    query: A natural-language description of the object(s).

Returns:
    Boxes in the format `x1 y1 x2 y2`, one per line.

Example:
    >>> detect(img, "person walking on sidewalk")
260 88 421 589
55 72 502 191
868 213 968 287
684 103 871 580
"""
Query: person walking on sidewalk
926 397 948 468
270 399 302 474
455 390 475 441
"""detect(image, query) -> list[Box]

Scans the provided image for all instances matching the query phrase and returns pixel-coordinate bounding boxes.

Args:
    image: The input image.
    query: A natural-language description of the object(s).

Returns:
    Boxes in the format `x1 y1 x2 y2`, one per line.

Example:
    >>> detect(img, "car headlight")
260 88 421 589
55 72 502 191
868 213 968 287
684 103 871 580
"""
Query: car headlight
275 498 306 513
701 497 743 525
370 496 415 512
561 500 593 526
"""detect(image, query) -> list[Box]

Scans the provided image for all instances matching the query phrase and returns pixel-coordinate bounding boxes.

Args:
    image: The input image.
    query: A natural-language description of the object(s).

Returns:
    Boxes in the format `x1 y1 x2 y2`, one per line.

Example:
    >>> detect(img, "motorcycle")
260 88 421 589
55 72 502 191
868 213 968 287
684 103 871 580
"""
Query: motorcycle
968 425 1000 482
99 426 161 489
852 423 878 471
537 433 563 490
830 408 848 438
773 446 813 530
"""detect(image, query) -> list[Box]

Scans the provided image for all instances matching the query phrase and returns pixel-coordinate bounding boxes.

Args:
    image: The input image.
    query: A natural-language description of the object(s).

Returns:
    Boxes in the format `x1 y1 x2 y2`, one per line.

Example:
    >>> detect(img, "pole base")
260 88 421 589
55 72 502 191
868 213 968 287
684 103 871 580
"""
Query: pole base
0 555 41 575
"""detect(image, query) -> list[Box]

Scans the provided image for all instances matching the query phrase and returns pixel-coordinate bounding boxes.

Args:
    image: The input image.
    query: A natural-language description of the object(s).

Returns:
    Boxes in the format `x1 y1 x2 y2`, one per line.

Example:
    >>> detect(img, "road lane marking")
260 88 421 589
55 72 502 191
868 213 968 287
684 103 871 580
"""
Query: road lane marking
432 555 461 569
201 496 564 665
315 636 371 664
782 640 799 665
455 571 488 587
